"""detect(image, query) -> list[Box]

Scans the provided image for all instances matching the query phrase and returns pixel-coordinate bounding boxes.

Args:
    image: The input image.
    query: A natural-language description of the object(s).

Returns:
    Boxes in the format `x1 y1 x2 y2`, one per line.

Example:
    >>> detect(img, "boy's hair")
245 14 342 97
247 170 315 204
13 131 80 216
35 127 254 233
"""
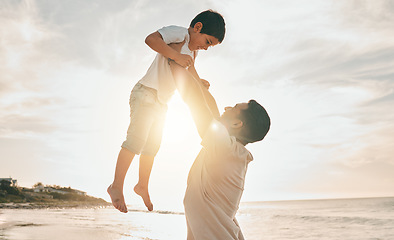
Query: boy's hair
238 100 271 144
190 9 226 43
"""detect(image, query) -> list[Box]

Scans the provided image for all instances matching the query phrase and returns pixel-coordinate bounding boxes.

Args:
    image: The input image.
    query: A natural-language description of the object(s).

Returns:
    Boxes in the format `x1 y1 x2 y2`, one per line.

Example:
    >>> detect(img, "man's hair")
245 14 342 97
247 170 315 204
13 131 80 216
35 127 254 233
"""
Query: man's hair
190 9 225 43
238 100 271 144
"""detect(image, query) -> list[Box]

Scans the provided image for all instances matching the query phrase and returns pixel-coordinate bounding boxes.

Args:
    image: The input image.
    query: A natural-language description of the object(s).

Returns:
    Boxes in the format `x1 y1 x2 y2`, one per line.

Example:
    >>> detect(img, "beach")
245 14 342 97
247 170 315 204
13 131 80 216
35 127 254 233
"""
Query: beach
0 207 186 240
1 197 393 240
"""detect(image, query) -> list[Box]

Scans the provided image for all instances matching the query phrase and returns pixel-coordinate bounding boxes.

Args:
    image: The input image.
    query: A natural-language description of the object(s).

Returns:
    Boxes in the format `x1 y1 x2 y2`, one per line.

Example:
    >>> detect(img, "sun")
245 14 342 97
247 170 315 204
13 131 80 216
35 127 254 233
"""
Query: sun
162 92 199 144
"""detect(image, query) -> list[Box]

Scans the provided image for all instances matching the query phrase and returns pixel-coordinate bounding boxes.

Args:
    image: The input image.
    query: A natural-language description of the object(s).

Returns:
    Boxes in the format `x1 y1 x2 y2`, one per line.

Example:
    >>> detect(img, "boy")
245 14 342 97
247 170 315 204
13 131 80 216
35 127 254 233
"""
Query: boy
108 10 226 213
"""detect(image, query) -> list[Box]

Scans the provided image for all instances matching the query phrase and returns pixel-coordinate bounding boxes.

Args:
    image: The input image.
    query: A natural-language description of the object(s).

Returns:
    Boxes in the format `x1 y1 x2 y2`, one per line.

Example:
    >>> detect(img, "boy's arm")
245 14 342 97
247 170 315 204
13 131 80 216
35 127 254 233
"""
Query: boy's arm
167 41 210 89
169 61 220 139
145 31 193 68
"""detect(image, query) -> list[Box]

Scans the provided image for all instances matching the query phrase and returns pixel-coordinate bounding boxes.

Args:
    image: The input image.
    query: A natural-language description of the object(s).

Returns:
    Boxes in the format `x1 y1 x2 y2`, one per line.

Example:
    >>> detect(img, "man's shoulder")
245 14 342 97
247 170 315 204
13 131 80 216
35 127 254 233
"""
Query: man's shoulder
202 120 232 149
209 121 253 160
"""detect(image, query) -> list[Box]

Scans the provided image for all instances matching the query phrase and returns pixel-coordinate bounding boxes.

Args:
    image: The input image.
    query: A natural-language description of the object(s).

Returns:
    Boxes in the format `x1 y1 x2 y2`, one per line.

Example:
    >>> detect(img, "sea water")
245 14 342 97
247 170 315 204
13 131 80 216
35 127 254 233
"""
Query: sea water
0 197 393 240
237 197 394 240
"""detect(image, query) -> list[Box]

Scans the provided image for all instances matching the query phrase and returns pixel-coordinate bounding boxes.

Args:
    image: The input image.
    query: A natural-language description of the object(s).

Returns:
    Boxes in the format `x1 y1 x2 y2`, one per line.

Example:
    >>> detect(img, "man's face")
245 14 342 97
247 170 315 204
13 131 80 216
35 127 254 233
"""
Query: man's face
220 102 248 122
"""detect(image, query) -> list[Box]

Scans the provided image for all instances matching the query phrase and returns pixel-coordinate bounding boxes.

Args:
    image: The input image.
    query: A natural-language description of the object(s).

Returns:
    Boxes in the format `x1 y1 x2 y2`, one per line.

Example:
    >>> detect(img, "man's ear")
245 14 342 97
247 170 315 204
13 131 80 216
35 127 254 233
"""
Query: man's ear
193 22 203 33
231 119 243 129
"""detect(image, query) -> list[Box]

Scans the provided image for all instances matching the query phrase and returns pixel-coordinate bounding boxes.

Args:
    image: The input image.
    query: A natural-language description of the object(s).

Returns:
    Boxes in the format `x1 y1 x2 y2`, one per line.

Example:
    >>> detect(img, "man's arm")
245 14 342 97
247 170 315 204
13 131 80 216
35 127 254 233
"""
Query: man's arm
169 61 220 139
187 65 211 89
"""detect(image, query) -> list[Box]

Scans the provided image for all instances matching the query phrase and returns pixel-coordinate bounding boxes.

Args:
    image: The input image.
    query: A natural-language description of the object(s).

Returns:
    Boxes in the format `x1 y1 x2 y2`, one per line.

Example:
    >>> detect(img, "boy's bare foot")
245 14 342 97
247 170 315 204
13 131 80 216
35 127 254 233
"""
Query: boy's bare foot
134 184 153 211
107 184 128 213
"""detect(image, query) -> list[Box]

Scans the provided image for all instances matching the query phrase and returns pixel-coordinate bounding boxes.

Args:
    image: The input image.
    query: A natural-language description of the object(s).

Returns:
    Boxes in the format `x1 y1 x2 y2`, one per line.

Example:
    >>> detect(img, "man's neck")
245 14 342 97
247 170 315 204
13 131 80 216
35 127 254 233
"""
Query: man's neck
223 123 247 146
236 138 247 146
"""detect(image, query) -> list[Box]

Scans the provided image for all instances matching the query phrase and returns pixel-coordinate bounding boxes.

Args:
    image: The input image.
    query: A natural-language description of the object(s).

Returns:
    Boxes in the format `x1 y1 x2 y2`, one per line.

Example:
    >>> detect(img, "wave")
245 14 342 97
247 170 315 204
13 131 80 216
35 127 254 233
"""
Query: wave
126 208 185 215
0 222 45 230
273 214 394 226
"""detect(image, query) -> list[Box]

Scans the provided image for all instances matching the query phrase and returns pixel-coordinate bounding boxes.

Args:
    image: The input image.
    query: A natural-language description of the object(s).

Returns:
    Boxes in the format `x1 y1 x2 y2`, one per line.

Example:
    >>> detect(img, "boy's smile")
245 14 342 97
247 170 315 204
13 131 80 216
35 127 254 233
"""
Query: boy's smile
188 22 220 51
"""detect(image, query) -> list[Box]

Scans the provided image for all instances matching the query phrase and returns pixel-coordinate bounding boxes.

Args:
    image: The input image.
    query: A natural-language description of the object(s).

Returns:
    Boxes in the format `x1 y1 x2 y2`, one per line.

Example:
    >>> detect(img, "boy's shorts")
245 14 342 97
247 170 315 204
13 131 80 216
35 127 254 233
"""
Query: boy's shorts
121 83 167 157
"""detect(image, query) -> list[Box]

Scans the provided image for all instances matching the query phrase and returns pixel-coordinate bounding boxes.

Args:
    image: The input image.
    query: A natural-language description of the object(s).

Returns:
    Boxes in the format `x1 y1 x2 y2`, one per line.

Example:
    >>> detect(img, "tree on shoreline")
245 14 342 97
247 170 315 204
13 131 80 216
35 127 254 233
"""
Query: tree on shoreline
0 180 25 203
1 181 108 205
33 182 43 188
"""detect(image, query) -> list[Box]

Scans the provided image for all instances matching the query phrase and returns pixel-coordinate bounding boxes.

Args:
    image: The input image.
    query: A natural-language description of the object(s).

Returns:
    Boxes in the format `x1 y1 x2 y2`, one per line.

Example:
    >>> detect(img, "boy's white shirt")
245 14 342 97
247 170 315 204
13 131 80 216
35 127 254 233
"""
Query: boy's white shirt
138 25 197 104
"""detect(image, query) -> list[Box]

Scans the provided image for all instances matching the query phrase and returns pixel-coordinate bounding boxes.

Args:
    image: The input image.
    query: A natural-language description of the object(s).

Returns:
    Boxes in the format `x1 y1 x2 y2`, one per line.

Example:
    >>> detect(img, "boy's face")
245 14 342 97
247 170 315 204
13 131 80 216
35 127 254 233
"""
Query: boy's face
189 22 220 51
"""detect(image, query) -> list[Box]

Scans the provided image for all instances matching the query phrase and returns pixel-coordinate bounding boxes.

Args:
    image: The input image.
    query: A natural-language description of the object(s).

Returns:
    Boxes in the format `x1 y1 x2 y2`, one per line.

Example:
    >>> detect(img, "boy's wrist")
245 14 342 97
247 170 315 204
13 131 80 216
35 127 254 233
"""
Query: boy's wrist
170 51 181 62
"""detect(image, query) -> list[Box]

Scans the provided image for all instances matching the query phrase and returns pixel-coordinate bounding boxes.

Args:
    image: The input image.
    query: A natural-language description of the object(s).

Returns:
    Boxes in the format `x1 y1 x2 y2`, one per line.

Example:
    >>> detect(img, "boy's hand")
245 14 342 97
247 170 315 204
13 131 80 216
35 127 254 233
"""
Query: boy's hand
200 79 210 89
173 54 194 69
168 41 193 68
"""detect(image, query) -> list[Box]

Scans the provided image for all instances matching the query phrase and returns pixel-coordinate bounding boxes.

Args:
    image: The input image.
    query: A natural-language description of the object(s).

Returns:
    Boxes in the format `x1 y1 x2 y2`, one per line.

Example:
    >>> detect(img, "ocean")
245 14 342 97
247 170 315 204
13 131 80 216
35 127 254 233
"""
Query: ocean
1 197 393 240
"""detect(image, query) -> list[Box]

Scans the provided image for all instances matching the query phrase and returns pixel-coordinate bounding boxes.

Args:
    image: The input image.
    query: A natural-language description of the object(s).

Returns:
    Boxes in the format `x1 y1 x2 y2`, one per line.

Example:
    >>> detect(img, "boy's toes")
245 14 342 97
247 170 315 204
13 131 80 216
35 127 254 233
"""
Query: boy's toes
134 184 153 211
147 202 153 211
107 184 128 213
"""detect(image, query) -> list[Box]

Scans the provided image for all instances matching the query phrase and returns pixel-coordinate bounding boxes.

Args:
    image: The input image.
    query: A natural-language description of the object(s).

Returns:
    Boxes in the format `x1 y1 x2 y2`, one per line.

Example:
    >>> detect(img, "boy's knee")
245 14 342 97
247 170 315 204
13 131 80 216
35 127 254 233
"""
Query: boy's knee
121 138 144 155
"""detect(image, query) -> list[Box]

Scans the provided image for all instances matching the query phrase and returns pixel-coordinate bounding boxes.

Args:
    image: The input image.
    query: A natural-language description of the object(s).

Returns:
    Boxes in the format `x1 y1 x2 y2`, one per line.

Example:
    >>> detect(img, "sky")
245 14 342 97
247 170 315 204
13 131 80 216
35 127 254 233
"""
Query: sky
1 0 394 211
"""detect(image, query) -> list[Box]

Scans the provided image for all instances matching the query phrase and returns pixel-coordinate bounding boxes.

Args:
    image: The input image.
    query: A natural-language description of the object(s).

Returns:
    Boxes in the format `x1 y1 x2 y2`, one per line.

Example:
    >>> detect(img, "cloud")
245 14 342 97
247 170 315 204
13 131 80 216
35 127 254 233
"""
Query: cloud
0 114 56 137
2 0 393 199
336 0 394 33
0 0 60 95
0 95 61 140
289 45 394 88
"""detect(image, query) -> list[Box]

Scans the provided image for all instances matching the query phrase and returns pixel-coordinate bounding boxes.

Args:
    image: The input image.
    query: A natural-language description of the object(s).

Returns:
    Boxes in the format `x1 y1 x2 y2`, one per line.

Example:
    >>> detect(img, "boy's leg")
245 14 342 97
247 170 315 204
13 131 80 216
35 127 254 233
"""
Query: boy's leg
108 83 157 213
134 154 154 211
107 148 135 213
134 101 167 211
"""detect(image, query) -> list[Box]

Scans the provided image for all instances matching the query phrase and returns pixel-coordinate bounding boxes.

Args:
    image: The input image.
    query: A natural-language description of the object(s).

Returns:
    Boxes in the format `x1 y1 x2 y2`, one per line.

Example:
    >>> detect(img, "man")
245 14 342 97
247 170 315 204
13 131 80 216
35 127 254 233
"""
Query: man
169 55 271 239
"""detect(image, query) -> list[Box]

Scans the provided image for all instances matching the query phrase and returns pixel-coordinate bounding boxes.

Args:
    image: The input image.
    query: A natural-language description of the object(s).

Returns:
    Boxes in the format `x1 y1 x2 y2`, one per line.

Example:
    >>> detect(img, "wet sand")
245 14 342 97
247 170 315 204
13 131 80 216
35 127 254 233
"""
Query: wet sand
0 207 186 240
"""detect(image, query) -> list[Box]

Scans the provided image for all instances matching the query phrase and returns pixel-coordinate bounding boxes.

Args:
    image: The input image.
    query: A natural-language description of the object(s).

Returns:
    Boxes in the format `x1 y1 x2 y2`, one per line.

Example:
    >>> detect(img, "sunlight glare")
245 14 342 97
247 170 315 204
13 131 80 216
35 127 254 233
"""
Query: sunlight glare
163 92 197 144
211 122 218 131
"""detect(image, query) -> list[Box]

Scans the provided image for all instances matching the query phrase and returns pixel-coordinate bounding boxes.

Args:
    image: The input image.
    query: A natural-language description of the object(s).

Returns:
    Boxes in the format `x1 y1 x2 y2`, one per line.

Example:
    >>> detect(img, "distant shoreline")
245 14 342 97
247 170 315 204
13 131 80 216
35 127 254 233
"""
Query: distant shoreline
1 181 111 209
241 195 394 204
